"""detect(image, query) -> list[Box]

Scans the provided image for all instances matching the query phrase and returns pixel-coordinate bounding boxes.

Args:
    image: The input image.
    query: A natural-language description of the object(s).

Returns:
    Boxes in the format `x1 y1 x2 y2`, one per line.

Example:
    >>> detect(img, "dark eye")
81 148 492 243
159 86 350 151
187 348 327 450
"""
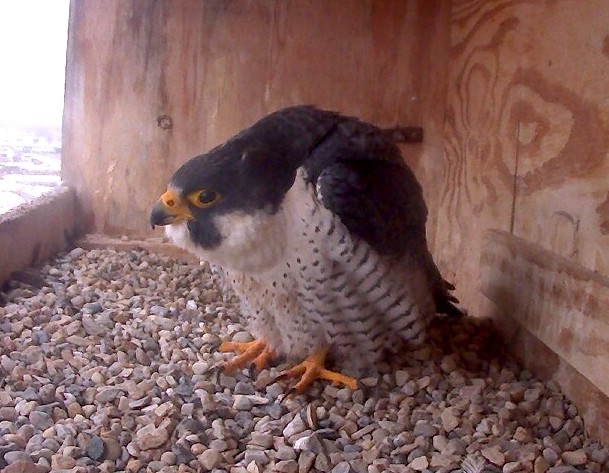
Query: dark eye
188 189 221 208
198 190 217 204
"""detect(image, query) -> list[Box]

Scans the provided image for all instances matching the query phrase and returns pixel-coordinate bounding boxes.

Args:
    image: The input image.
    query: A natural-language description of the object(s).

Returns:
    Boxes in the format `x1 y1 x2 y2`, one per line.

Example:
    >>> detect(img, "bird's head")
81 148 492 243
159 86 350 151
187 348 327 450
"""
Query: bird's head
150 106 340 269
149 141 297 267
151 146 248 249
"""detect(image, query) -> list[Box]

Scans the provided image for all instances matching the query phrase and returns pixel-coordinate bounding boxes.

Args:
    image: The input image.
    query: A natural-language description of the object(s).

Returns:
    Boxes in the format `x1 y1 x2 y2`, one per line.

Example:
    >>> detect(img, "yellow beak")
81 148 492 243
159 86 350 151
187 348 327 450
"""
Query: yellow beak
150 189 194 228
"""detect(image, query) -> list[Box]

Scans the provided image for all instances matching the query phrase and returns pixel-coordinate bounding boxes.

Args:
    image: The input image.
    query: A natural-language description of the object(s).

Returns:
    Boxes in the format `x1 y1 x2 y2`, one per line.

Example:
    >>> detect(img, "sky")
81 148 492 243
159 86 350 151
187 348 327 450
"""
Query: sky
0 0 70 127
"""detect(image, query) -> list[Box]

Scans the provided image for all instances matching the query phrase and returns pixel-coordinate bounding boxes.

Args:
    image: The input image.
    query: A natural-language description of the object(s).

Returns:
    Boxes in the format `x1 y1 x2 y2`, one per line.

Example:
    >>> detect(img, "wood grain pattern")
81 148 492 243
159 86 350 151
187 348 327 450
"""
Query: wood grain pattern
437 0 609 313
62 0 451 244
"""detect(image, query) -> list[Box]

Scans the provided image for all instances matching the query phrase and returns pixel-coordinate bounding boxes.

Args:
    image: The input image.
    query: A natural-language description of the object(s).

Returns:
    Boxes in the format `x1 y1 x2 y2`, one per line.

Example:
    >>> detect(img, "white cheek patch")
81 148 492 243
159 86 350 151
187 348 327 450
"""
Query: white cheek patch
163 212 287 273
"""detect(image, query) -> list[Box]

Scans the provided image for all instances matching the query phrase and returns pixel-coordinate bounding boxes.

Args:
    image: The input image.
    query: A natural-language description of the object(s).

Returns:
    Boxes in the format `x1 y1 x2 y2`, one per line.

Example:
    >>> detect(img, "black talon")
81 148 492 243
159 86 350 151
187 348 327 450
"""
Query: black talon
210 363 224 384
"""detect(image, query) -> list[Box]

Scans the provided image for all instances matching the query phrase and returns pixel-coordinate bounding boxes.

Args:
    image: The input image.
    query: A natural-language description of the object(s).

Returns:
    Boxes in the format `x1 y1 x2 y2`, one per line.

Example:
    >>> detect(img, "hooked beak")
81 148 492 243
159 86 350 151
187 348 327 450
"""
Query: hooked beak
150 189 194 229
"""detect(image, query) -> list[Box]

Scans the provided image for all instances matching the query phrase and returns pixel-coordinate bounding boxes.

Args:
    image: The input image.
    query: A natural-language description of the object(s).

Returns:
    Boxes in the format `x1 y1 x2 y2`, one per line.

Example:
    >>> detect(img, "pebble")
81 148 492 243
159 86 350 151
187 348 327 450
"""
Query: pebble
482 445 506 466
95 387 122 403
0 247 604 473
543 447 560 464
440 407 459 432
28 412 53 431
2 461 49 473
0 407 18 422
413 421 438 437
298 450 316 472
244 449 269 465
51 454 76 469
283 415 307 438
233 395 254 411
135 423 170 450
293 433 324 454
561 449 587 466
4 451 32 464
534 456 550 473
86 434 105 461
192 361 209 375
409 455 429 471
331 461 352 473
275 459 298 473
198 449 223 469
503 461 522 473
251 433 274 449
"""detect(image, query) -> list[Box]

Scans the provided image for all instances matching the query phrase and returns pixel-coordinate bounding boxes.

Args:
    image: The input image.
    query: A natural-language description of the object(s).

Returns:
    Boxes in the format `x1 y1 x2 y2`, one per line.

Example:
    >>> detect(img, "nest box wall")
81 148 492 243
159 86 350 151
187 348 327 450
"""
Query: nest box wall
438 0 609 313
441 0 609 441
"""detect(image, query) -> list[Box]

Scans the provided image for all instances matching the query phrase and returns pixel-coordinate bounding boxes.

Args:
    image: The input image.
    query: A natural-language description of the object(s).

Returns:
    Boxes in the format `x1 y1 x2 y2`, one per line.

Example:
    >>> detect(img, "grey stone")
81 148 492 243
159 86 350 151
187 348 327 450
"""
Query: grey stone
85 434 105 461
28 411 53 430
4 451 33 464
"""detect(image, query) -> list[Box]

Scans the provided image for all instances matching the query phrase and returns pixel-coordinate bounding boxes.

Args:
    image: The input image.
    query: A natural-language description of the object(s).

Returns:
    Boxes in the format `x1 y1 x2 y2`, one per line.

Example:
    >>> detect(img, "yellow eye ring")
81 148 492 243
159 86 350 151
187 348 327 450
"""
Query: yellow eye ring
187 189 221 208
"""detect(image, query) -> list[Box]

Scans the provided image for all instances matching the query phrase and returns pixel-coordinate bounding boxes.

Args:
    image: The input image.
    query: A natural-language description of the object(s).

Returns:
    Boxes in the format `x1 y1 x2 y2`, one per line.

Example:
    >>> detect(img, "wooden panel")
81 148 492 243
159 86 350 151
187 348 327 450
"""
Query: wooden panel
509 3 609 274
437 0 609 312
481 229 609 442
435 0 520 311
62 0 450 243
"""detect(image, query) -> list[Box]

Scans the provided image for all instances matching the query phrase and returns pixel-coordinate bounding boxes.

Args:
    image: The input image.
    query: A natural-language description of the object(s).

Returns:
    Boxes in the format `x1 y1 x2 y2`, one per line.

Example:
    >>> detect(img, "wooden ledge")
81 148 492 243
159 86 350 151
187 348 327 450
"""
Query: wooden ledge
0 186 76 287
76 234 200 264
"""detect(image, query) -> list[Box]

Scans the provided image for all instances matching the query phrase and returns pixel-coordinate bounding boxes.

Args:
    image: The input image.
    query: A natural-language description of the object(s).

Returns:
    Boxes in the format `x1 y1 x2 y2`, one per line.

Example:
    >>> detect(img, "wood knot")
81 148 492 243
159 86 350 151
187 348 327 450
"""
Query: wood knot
157 115 173 130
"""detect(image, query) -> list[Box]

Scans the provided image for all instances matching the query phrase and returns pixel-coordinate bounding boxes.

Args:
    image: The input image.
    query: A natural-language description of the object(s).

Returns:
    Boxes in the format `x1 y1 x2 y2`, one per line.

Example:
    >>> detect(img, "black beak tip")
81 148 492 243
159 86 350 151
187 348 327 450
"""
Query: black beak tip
150 204 167 229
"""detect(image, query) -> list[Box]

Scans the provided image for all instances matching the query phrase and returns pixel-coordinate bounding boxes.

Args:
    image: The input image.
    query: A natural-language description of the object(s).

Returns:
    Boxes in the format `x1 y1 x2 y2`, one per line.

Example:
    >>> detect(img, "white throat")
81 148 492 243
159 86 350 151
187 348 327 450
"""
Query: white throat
164 209 287 273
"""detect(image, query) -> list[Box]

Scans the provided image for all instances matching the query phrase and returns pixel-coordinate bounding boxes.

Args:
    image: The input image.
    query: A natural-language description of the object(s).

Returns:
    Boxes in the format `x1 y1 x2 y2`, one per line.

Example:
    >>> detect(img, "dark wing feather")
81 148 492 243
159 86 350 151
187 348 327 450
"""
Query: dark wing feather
315 159 427 257
310 152 462 317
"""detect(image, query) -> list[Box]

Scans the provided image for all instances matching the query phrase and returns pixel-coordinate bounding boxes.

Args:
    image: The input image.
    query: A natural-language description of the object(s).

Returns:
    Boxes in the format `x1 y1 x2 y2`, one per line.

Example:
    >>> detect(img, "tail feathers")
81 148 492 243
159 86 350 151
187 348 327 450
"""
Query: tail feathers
434 290 464 317
425 251 464 317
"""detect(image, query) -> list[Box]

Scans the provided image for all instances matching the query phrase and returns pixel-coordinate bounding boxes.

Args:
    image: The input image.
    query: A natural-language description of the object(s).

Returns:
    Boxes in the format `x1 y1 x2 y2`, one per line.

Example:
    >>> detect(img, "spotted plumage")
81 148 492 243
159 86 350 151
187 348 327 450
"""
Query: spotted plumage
151 106 460 386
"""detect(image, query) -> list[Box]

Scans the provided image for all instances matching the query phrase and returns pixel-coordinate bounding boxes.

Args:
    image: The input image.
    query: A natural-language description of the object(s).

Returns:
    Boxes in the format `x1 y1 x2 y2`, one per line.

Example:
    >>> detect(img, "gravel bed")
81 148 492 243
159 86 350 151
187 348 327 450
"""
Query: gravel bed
0 247 607 473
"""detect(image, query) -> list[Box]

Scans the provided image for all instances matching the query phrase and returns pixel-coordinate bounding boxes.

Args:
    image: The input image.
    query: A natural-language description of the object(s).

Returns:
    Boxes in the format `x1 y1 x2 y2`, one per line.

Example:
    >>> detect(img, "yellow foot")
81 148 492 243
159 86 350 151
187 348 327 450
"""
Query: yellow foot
219 339 275 372
279 347 358 394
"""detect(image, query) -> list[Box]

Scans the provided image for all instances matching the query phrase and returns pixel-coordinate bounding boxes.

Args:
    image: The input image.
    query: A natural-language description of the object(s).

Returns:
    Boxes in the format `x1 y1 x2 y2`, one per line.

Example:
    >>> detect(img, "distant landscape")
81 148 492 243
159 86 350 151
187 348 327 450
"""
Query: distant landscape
0 124 62 214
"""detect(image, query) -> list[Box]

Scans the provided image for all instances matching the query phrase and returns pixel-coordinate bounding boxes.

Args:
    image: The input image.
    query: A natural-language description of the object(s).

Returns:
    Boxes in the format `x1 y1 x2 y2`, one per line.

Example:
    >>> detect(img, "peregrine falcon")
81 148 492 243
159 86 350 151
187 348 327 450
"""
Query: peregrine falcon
150 106 460 392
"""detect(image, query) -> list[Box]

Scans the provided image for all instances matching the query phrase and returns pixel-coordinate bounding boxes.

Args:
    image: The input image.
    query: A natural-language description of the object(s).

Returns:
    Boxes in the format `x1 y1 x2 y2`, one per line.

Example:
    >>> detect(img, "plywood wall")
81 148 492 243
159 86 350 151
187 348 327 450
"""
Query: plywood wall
62 0 451 242
436 0 609 313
